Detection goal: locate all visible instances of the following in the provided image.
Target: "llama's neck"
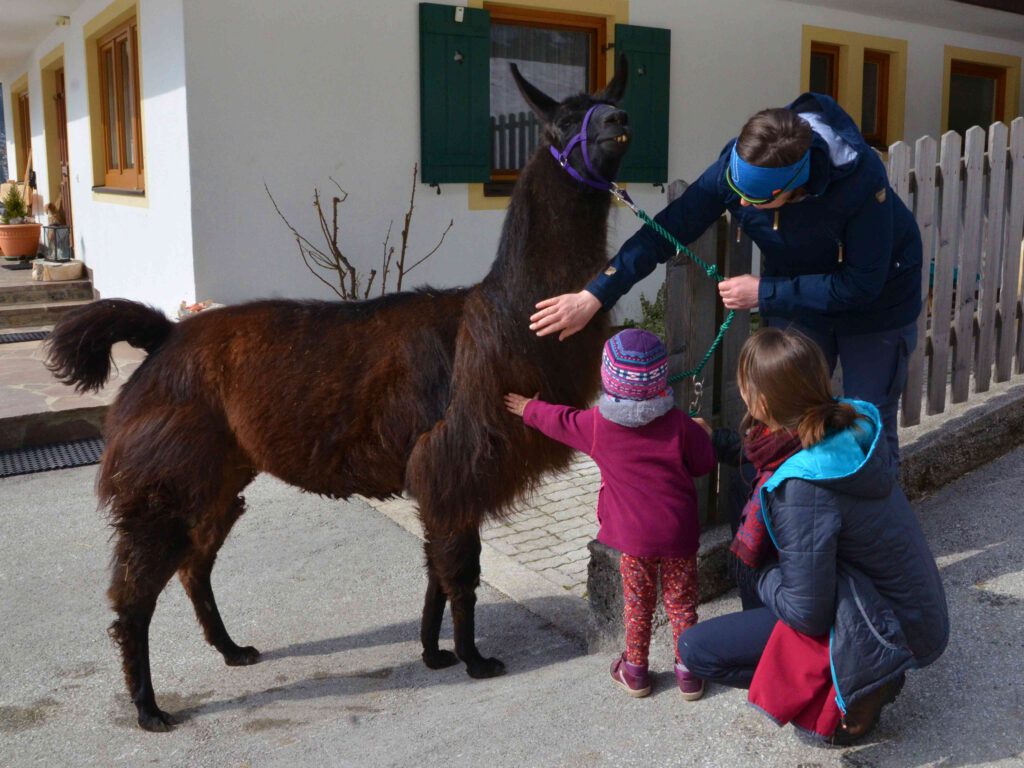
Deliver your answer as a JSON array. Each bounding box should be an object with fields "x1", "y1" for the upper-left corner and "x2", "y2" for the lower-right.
[{"x1": 483, "y1": 150, "x2": 614, "y2": 312}]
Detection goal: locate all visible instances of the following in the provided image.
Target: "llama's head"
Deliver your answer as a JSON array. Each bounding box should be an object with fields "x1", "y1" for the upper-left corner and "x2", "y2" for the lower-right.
[{"x1": 511, "y1": 54, "x2": 631, "y2": 187}]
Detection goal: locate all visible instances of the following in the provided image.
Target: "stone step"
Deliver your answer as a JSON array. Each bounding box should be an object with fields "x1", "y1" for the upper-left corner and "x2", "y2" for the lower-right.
[
  {"x1": 0, "y1": 279, "x2": 94, "y2": 305},
  {"x1": 0, "y1": 299, "x2": 92, "y2": 330}
]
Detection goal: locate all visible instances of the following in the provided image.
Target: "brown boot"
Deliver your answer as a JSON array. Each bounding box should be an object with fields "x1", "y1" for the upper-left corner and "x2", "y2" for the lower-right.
[{"x1": 829, "y1": 674, "x2": 905, "y2": 746}]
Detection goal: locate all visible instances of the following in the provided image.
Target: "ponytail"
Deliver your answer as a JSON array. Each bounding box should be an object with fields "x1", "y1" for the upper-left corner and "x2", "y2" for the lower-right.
[{"x1": 797, "y1": 399, "x2": 862, "y2": 448}]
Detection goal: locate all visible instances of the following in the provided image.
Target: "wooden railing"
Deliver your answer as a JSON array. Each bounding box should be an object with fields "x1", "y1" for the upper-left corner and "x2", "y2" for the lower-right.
[{"x1": 666, "y1": 117, "x2": 1024, "y2": 523}]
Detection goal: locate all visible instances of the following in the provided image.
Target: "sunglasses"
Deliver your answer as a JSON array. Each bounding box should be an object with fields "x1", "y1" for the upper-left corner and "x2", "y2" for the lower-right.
[{"x1": 725, "y1": 153, "x2": 809, "y2": 205}]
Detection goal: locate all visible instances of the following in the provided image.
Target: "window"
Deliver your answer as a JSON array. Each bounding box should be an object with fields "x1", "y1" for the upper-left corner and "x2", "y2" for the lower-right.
[
  {"x1": 942, "y1": 46, "x2": 1020, "y2": 136},
  {"x1": 861, "y1": 50, "x2": 890, "y2": 149},
  {"x1": 801, "y1": 27, "x2": 907, "y2": 150},
  {"x1": 418, "y1": 3, "x2": 668, "y2": 206},
  {"x1": 948, "y1": 60, "x2": 1006, "y2": 135},
  {"x1": 809, "y1": 43, "x2": 839, "y2": 99},
  {"x1": 97, "y1": 19, "x2": 143, "y2": 191},
  {"x1": 485, "y1": 5, "x2": 606, "y2": 195}
]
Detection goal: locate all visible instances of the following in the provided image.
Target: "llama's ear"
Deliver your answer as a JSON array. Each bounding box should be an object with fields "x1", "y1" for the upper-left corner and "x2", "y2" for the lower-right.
[
  {"x1": 510, "y1": 63, "x2": 559, "y2": 123},
  {"x1": 595, "y1": 53, "x2": 628, "y2": 105}
]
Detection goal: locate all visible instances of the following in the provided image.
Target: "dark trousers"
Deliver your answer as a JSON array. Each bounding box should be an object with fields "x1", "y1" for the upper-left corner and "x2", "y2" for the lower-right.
[
  {"x1": 677, "y1": 607, "x2": 777, "y2": 689},
  {"x1": 764, "y1": 317, "x2": 917, "y2": 472}
]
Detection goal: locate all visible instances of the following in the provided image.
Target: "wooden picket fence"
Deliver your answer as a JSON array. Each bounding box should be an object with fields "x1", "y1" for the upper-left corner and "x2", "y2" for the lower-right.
[
  {"x1": 491, "y1": 111, "x2": 541, "y2": 171},
  {"x1": 666, "y1": 117, "x2": 1024, "y2": 524}
]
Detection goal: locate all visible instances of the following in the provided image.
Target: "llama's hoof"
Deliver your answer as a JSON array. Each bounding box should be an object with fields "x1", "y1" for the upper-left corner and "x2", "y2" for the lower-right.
[
  {"x1": 466, "y1": 656, "x2": 507, "y2": 679},
  {"x1": 422, "y1": 649, "x2": 459, "y2": 669},
  {"x1": 137, "y1": 706, "x2": 178, "y2": 732},
  {"x1": 223, "y1": 645, "x2": 261, "y2": 666}
]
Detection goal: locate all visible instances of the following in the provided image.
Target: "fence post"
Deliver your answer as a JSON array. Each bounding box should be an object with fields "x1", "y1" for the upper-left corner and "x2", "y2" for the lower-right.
[
  {"x1": 887, "y1": 142, "x2": 921, "y2": 425},
  {"x1": 664, "y1": 179, "x2": 723, "y2": 525},
  {"x1": 951, "y1": 126, "x2": 985, "y2": 403},
  {"x1": 714, "y1": 217, "x2": 753, "y2": 524},
  {"x1": 1002, "y1": 118, "x2": 1024, "y2": 376},
  {"x1": 929, "y1": 132, "x2": 962, "y2": 415},
  {"x1": 904, "y1": 136, "x2": 937, "y2": 426},
  {"x1": 977, "y1": 122, "x2": 1007, "y2": 392}
]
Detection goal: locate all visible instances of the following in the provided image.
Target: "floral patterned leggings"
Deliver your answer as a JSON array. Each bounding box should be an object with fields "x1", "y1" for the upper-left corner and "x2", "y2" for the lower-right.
[{"x1": 620, "y1": 553, "x2": 699, "y2": 666}]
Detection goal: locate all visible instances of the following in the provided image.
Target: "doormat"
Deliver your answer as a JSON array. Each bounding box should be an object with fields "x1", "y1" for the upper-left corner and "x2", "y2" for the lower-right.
[
  {"x1": 0, "y1": 330, "x2": 50, "y2": 344},
  {"x1": 0, "y1": 436, "x2": 104, "y2": 478}
]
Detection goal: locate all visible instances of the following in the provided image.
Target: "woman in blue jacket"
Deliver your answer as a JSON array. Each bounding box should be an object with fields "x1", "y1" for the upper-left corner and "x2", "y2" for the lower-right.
[
  {"x1": 679, "y1": 328, "x2": 948, "y2": 744},
  {"x1": 530, "y1": 94, "x2": 922, "y2": 468}
]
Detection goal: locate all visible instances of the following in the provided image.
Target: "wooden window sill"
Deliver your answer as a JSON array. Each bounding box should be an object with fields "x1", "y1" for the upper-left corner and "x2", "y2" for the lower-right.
[{"x1": 91, "y1": 186, "x2": 145, "y2": 197}]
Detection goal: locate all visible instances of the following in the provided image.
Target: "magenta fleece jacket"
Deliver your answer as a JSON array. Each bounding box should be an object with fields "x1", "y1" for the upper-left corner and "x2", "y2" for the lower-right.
[{"x1": 523, "y1": 400, "x2": 716, "y2": 559}]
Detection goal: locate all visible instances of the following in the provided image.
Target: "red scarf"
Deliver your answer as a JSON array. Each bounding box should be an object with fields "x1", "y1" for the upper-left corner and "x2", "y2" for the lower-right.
[{"x1": 729, "y1": 426, "x2": 803, "y2": 569}]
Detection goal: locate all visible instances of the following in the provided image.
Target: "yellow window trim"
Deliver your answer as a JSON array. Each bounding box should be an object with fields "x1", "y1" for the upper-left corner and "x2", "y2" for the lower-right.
[
  {"x1": 41, "y1": 47, "x2": 66, "y2": 208},
  {"x1": 800, "y1": 25, "x2": 907, "y2": 150},
  {"x1": 465, "y1": 0, "x2": 630, "y2": 211},
  {"x1": 84, "y1": 0, "x2": 147, "y2": 195},
  {"x1": 9, "y1": 74, "x2": 30, "y2": 182},
  {"x1": 942, "y1": 46, "x2": 1021, "y2": 134},
  {"x1": 92, "y1": 189, "x2": 149, "y2": 208}
]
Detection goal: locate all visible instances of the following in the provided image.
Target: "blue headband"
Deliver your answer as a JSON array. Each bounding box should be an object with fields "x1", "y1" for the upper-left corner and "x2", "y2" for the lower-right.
[{"x1": 728, "y1": 145, "x2": 810, "y2": 202}]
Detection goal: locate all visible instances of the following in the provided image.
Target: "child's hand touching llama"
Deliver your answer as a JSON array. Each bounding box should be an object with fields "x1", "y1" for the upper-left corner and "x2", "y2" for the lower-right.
[{"x1": 504, "y1": 392, "x2": 537, "y2": 417}]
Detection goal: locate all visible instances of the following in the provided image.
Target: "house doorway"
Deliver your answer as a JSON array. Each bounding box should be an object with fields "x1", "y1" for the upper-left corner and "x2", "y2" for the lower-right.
[{"x1": 53, "y1": 67, "x2": 73, "y2": 238}]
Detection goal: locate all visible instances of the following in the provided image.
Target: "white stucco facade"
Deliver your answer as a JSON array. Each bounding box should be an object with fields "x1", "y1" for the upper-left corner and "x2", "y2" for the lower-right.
[{"x1": 3, "y1": 0, "x2": 1023, "y2": 321}]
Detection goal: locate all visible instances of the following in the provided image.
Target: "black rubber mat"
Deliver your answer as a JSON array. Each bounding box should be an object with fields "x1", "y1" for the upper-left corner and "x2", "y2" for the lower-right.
[
  {"x1": 0, "y1": 437, "x2": 104, "y2": 478},
  {"x1": 0, "y1": 330, "x2": 50, "y2": 344}
]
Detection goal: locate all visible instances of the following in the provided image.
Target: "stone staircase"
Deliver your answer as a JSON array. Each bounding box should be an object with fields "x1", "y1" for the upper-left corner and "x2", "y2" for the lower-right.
[{"x1": 0, "y1": 273, "x2": 94, "y2": 330}]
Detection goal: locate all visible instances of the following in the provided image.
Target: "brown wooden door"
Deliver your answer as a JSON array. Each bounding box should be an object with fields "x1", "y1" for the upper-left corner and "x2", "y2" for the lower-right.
[{"x1": 54, "y1": 68, "x2": 73, "y2": 236}]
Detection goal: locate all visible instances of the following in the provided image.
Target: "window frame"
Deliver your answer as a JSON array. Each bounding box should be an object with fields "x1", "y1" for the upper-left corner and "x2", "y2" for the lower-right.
[
  {"x1": 809, "y1": 42, "x2": 840, "y2": 100},
  {"x1": 861, "y1": 49, "x2": 890, "y2": 149},
  {"x1": 15, "y1": 90, "x2": 31, "y2": 179},
  {"x1": 483, "y1": 4, "x2": 608, "y2": 195},
  {"x1": 96, "y1": 19, "x2": 144, "y2": 191}
]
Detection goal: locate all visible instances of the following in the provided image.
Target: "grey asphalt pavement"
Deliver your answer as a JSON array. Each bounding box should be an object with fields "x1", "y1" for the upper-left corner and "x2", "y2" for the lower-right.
[{"x1": 1, "y1": 449, "x2": 1023, "y2": 767}]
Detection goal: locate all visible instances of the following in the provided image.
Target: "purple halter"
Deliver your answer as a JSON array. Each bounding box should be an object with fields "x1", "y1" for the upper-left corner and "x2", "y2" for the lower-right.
[{"x1": 549, "y1": 104, "x2": 618, "y2": 192}]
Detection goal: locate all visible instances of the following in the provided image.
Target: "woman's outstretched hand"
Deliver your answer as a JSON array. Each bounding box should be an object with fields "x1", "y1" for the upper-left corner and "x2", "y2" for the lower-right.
[
  {"x1": 529, "y1": 290, "x2": 602, "y2": 340},
  {"x1": 504, "y1": 392, "x2": 537, "y2": 417}
]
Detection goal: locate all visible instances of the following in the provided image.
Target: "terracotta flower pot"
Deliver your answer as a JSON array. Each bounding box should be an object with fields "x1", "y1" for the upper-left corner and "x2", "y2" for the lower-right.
[{"x1": 0, "y1": 222, "x2": 42, "y2": 259}]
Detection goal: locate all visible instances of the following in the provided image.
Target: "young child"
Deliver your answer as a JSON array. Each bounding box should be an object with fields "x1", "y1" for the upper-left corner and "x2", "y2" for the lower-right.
[{"x1": 505, "y1": 329, "x2": 715, "y2": 699}]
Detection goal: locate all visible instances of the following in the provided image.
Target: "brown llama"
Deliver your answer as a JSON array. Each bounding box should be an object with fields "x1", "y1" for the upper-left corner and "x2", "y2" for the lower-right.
[{"x1": 46, "y1": 59, "x2": 632, "y2": 731}]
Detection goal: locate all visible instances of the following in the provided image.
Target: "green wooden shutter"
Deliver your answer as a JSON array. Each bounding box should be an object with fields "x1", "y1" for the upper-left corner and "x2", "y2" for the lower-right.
[
  {"x1": 419, "y1": 3, "x2": 491, "y2": 184},
  {"x1": 614, "y1": 24, "x2": 670, "y2": 184}
]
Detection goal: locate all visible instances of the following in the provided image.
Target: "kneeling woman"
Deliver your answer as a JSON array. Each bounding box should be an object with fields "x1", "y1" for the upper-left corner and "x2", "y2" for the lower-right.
[{"x1": 680, "y1": 328, "x2": 948, "y2": 744}]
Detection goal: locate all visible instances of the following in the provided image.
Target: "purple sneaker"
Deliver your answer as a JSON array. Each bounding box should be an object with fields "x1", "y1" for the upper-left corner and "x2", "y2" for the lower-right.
[
  {"x1": 675, "y1": 662, "x2": 705, "y2": 701},
  {"x1": 610, "y1": 654, "x2": 651, "y2": 697}
]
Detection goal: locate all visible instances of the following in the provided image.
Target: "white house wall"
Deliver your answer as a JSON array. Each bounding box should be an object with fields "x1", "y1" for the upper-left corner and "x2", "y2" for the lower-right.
[
  {"x1": 181, "y1": 0, "x2": 1024, "y2": 324},
  {"x1": 1, "y1": 0, "x2": 195, "y2": 319}
]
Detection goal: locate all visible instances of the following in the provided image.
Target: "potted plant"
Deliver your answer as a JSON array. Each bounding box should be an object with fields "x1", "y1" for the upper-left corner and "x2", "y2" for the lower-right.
[{"x1": 0, "y1": 184, "x2": 42, "y2": 260}]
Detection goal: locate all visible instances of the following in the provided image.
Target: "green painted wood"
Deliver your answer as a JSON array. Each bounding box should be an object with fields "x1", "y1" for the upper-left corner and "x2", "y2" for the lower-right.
[
  {"x1": 614, "y1": 24, "x2": 670, "y2": 184},
  {"x1": 419, "y1": 3, "x2": 490, "y2": 184}
]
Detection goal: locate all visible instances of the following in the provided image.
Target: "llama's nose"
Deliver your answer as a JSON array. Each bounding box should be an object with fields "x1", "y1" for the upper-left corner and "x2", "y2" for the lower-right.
[{"x1": 602, "y1": 109, "x2": 629, "y2": 128}]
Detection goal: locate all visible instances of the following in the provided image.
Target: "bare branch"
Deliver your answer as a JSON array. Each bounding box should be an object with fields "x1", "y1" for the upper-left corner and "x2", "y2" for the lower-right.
[{"x1": 404, "y1": 218, "x2": 454, "y2": 275}]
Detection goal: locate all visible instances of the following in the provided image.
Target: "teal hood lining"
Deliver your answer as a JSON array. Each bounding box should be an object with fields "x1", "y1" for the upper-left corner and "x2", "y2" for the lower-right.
[{"x1": 758, "y1": 399, "x2": 881, "y2": 552}]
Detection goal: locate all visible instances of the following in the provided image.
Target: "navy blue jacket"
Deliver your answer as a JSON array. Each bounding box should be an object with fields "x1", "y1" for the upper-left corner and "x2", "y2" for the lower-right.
[
  {"x1": 758, "y1": 400, "x2": 948, "y2": 713},
  {"x1": 588, "y1": 94, "x2": 923, "y2": 334}
]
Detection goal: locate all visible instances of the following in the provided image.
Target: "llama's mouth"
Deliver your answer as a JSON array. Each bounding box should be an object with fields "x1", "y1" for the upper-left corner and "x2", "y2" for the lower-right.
[{"x1": 601, "y1": 133, "x2": 631, "y2": 149}]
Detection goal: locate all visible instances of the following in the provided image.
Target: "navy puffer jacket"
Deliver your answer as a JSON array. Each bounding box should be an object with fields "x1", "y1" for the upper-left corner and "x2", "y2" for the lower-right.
[{"x1": 757, "y1": 400, "x2": 948, "y2": 713}]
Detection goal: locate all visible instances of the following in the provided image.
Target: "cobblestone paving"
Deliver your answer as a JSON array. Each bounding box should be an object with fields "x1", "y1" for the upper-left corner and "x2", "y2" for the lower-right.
[
  {"x1": 480, "y1": 453, "x2": 598, "y2": 597},
  {"x1": 365, "y1": 454, "x2": 600, "y2": 598}
]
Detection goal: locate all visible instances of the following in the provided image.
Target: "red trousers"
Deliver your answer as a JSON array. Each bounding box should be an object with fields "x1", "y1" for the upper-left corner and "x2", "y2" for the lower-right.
[{"x1": 620, "y1": 553, "x2": 699, "y2": 666}]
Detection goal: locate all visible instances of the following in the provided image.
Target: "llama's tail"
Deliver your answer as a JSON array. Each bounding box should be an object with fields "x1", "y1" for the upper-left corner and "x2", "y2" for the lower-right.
[{"x1": 46, "y1": 299, "x2": 174, "y2": 393}]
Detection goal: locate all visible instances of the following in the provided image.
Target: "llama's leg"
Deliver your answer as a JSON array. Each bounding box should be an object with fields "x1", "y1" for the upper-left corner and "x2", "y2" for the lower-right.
[
  {"x1": 178, "y1": 494, "x2": 259, "y2": 666},
  {"x1": 420, "y1": 566, "x2": 458, "y2": 669},
  {"x1": 108, "y1": 512, "x2": 191, "y2": 732},
  {"x1": 425, "y1": 526, "x2": 506, "y2": 678}
]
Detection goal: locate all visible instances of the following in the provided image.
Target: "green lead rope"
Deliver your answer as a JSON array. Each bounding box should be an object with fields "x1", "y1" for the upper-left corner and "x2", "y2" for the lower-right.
[{"x1": 611, "y1": 186, "x2": 736, "y2": 416}]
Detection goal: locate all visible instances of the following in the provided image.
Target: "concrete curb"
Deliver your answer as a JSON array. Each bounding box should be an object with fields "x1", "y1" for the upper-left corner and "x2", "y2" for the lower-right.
[{"x1": 0, "y1": 405, "x2": 107, "y2": 451}]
